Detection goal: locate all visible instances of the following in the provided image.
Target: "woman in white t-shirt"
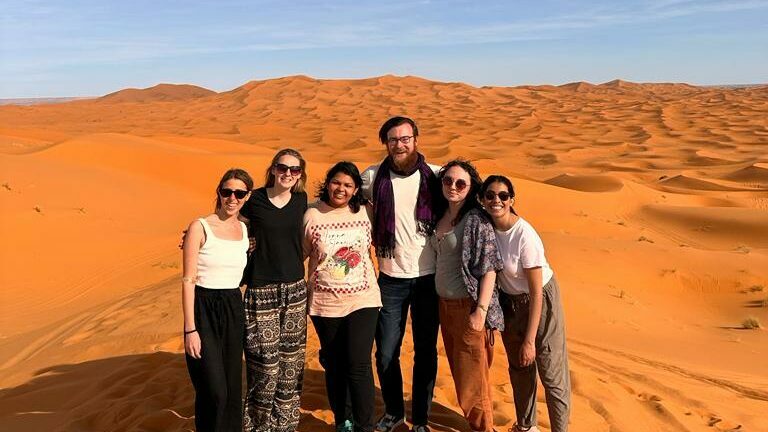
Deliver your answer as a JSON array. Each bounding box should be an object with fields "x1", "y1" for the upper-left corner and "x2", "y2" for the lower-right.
[
  {"x1": 181, "y1": 168, "x2": 253, "y2": 432},
  {"x1": 479, "y1": 175, "x2": 571, "y2": 432}
]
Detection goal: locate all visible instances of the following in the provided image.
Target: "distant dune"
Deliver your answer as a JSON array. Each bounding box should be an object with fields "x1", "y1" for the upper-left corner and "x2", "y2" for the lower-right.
[
  {"x1": 99, "y1": 83, "x2": 217, "y2": 103},
  {"x1": 1, "y1": 75, "x2": 767, "y2": 432}
]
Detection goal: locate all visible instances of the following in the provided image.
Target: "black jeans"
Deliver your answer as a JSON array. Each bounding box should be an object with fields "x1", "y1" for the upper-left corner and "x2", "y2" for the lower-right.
[
  {"x1": 186, "y1": 286, "x2": 245, "y2": 432},
  {"x1": 312, "y1": 307, "x2": 379, "y2": 432},
  {"x1": 374, "y1": 273, "x2": 439, "y2": 425}
]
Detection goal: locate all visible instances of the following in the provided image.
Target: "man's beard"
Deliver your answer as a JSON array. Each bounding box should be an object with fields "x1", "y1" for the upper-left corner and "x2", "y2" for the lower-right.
[{"x1": 391, "y1": 150, "x2": 418, "y2": 173}]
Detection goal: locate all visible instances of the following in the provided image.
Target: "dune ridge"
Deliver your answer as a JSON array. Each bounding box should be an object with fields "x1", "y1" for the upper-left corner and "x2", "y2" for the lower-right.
[{"x1": 1, "y1": 75, "x2": 766, "y2": 431}]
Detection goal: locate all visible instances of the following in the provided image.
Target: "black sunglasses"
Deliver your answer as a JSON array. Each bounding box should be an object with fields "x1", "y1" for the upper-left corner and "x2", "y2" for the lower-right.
[
  {"x1": 219, "y1": 188, "x2": 250, "y2": 199},
  {"x1": 274, "y1": 163, "x2": 302, "y2": 176},
  {"x1": 483, "y1": 190, "x2": 511, "y2": 202},
  {"x1": 441, "y1": 176, "x2": 468, "y2": 191}
]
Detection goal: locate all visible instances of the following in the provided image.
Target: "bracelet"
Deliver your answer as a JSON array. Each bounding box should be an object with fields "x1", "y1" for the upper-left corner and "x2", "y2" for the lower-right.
[
  {"x1": 184, "y1": 329, "x2": 197, "y2": 335},
  {"x1": 182, "y1": 276, "x2": 196, "y2": 283},
  {"x1": 476, "y1": 303, "x2": 488, "y2": 313}
]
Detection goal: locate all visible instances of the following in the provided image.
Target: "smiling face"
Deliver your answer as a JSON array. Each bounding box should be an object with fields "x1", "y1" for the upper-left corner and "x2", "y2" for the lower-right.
[
  {"x1": 217, "y1": 178, "x2": 250, "y2": 216},
  {"x1": 326, "y1": 172, "x2": 358, "y2": 208},
  {"x1": 385, "y1": 123, "x2": 418, "y2": 171},
  {"x1": 481, "y1": 181, "x2": 514, "y2": 221},
  {"x1": 441, "y1": 165, "x2": 471, "y2": 205},
  {"x1": 271, "y1": 154, "x2": 302, "y2": 190}
]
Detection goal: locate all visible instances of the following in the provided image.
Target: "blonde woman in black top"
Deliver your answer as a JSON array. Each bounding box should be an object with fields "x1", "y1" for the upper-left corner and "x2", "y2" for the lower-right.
[{"x1": 240, "y1": 148, "x2": 309, "y2": 432}]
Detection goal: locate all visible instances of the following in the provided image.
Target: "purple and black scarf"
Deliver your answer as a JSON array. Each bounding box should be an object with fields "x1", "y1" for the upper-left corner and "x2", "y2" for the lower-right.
[{"x1": 371, "y1": 153, "x2": 437, "y2": 258}]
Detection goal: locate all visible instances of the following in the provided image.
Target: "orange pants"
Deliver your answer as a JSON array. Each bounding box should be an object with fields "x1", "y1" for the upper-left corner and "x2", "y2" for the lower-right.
[{"x1": 439, "y1": 297, "x2": 494, "y2": 432}]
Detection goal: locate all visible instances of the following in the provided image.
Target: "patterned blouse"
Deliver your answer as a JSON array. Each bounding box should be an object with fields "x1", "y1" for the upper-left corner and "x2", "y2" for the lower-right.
[{"x1": 461, "y1": 208, "x2": 505, "y2": 330}]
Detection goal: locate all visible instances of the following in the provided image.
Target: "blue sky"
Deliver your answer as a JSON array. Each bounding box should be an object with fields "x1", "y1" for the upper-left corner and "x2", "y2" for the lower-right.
[{"x1": 1, "y1": 0, "x2": 766, "y2": 97}]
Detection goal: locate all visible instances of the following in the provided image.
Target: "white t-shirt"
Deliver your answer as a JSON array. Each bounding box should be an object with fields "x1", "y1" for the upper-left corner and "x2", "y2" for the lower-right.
[
  {"x1": 495, "y1": 217, "x2": 554, "y2": 295},
  {"x1": 361, "y1": 163, "x2": 440, "y2": 278}
]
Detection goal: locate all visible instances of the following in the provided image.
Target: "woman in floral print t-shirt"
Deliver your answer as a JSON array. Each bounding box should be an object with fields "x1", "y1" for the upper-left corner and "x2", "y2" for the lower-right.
[{"x1": 303, "y1": 162, "x2": 381, "y2": 432}]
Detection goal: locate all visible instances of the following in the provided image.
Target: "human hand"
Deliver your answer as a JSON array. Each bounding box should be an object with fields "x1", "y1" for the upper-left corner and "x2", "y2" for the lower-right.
[
  {"x1": 468, "y1": 309, "x2": 485, "y2": 332},
  {"x1": 519, "y1": 340, "x2": 535, "y2": 367},
  {"x1": 248, "y1": 236, "x2": 256, "y2": 254},
  {"x1": 310, "y1": 232, "x2": 327, "y2": 264},
  {"x1": 185, "y1": 331, "x2": 202, "y2": 359},
  {"x1": 178, "y1": 230, "x2": 187, "y2": 249}
]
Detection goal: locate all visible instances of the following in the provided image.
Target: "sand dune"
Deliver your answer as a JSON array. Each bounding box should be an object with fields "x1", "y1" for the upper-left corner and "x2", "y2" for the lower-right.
[
  {"x1": 100, "y1": 84, "x2": 216, "y2": 103},
  {"x1": 544, "y1": 174, "x2": 624, "y2": 192},
  {"x1": 1, "y1": 75, "x2": 767, "y2": 431}
]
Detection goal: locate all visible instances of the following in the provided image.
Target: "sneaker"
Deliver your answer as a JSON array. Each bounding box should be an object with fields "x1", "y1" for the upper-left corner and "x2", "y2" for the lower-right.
[
  {"x1": 375, "y1": 413, "x2": 405, "y2": 432},
  {"x1": 510, "y1": 424, "x2": 540, "y2": 432},
  {"x1": 411, "y1": 425, "x2": 431, "y2": 432},
  {"x1": 336, "y1": 419, "x2": 354, "y2": 432}
]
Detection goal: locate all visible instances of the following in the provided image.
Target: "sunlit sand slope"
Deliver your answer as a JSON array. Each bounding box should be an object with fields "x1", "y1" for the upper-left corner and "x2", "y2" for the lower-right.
[{"x1": 1, "y1": 76, "x2": 766, "y2": 431}]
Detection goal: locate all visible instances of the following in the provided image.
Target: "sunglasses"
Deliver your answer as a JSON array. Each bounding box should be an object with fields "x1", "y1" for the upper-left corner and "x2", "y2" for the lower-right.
[
  {"x1": 441, "y1": 176, "x2": 468, "y2": 191},
  {"x1": 274, "y1": 163, "x2": 302, "y2": 176},
  {"x1": 483, "y1": 190, "x2": 512, "y2": 202},
  {"x1": 219, "y1": 188, "x2": 250, "y2": 199}
]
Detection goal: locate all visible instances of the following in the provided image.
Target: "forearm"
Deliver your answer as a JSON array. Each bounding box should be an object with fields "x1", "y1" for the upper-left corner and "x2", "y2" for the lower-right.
[
  {"x1": 182, "y1": 282, "x2": 196, "y2": 331},
  {"x1": 524, "y1": 267, "x2": 543, "y2": 344},
  {"x1": 476, "y1": 271, "x2": 496, "y2": 310}
]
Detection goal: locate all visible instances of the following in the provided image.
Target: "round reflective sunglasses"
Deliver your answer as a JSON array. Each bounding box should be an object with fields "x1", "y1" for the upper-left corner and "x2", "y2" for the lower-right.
[{"x1": 441, "y1": 176, "x2": 468, "y2": 191}]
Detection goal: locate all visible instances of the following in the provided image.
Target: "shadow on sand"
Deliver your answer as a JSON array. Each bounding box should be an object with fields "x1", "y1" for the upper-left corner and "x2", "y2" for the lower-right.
[{"x1": 1, "y1": 352, "x2": 468, "y2": 432}]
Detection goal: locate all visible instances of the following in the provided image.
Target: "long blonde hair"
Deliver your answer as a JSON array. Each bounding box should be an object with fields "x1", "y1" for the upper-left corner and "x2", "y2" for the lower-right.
[{"x1": 264, "y1": 148, "x2": 307, "y2": 193}]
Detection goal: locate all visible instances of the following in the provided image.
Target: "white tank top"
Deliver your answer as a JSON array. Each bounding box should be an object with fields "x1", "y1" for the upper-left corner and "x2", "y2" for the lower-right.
[{"x1": 196, "y1": 218, "x2": 249, "y2": 289}]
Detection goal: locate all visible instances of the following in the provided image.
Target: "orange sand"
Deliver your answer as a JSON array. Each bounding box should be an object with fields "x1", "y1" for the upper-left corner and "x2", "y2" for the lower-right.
[{"x1": 1, "y1": 76, "x2": 766, "y2": 431}]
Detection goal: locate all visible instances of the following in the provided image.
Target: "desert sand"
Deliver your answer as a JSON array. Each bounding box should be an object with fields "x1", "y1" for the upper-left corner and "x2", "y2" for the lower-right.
[{"x1": 1, "y1": 75, "x2": 766, "y2": 431}]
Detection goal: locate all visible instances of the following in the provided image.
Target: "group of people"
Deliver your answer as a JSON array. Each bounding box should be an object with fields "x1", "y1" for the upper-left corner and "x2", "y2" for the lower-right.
[{"x1": 181, "y1": 116, "x2": 571, "y2": 432}]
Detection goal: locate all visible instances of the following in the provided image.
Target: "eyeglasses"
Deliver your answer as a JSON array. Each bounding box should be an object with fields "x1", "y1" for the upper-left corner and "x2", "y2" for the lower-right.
[
  {"x1": 483, "y1": 190, "x2": 512, "y2": 202},
  {"x1": 441, "y1": 176, "x2": 468, "y2": 191},
  {"x1": 387, "y1": 136, "x2": 414, "y2": 145},
  {"x1": 274, "y1": 163, "x2": 302, "y2": 176},
  {"x1": 219, "y1": 188, "x2": 250, "y2": 199}
]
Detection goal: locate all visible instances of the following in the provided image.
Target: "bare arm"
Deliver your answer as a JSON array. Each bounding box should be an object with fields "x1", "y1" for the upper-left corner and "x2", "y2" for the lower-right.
[
  {"x1": 520, "y1": 266, "x2": 543, "y2": 366},
  {"x1": 469, "y1": 270, "x2": 496, "y2": 331},
  {"x1": 182, "y1": 220, "x2": 205, "y2": 359}
]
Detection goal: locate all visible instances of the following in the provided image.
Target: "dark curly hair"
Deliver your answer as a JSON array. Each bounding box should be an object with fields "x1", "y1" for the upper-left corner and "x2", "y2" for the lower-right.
[
  {"x1": 317, "y1": 161, "x2": 367, "y2": 213},
  {"x1": 435, "y1": 159, "x2": 483, "y2": 226}
]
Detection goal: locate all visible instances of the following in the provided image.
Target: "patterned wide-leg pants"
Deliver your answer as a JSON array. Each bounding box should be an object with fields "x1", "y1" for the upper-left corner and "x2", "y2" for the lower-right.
[{"x1": 243, "y1": 279, "x2": 308, "y2": 432}]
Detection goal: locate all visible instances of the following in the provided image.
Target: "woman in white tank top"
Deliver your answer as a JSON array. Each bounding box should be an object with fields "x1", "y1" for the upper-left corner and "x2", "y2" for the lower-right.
[{"x1": 181, "y1": 168, "x2": 253, "y2": 432}]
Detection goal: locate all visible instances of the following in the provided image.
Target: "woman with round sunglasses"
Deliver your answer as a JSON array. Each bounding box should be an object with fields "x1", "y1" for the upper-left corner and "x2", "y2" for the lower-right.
[
  {"x1": 239, "y1": 149, "x2": 309, "y2": 432},
  {"x1": 182, "y1": 168, "x2": 253, "y2": 432},
  {"x1": 479, "y1": 175, "x2": 570, "y2": 432},
  {"x1": 430, "y1": 159, "x2": 503, "y2": 432},
  {"x1": 303, "y1": 162, "x2": 382, "y2": 432}
]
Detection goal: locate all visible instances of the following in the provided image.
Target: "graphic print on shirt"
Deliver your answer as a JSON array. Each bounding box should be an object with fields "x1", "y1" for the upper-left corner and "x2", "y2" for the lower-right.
[{"x1": 310, "y1": 220, "x2": 371, "y2": 294}]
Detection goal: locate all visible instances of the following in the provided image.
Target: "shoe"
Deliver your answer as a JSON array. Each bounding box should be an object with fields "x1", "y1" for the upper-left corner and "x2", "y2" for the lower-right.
[
  {"x1": 375, "y1": 413, "x2": 405, "y2": 432},
  {"x1": 510, "y1": 424, "x2": 540, "y2": 432},
  {"x1": 336, "y1": 419, "x2": 354, "y2": 432},
  {"x1": 411, "y1": 425, "x2": 431, "y2": 432}
]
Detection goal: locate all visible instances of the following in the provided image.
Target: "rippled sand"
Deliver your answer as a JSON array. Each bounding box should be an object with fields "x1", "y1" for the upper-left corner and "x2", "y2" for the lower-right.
[{"x1": 1, "y1": 76, "x2": 766, "y2": 431}]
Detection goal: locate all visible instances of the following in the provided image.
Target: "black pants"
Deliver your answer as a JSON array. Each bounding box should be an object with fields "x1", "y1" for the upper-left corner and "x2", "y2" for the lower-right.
[
  {"x1": 375, "y1": 273, "x2": 439, "y2": 426},
  {"x1": 186, "y1": 286, "x2": 245, "y2": 432},
  {"x1": 312, "y1": 307, "x2": 379, "y2": 432}
]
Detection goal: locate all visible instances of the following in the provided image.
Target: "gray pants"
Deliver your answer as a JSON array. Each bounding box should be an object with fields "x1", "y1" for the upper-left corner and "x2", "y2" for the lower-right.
[{"x1": 500, "y1": 277, "x2": 570, "y2": 432}]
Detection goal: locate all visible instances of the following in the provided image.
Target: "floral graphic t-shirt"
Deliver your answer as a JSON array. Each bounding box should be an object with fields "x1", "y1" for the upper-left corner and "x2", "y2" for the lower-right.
[{"x1": 303, "y1": 201, "x2": 382, "y2": 317}]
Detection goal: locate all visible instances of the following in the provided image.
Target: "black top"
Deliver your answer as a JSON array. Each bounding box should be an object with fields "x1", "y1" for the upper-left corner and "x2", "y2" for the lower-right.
[{"x1": 240, "y1": 187, "x2": 307, "y2": 286}]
